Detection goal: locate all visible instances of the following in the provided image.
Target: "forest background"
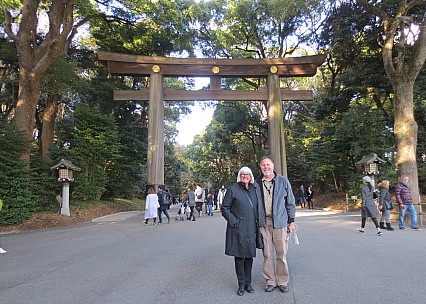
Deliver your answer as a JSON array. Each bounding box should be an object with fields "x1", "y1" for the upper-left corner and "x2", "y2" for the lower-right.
[{"x1": 0, "y1": 0, "x2": 425, "y2": 226}]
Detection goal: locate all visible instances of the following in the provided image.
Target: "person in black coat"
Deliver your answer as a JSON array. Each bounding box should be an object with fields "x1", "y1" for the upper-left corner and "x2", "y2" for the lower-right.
[{"x1": 221, "y1": 166, "x2": 262, "y2": 296}]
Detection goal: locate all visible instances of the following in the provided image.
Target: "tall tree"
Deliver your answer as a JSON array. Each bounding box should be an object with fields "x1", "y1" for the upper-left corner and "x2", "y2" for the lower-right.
[
  {"x1": 355, "y1": 0, "x2": 426, "y2": 203},
  {"x1": 0, "y1": 0, "x2": 100, "y2": 161}
]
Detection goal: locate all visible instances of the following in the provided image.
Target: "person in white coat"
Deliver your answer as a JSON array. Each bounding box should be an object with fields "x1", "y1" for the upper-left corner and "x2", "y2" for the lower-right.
[
  {"x1": 217, "y1": 185, "x2": 227, "y2": 210},
  {"x1": 194, "y1": 184, "x2": 205, "y2": 217},
  {"x1": 145, "y1": 187, "x2": 160, "y2": 225}
]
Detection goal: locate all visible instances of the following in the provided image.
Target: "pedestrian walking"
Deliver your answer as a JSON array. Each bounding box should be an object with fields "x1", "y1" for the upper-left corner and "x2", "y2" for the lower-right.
[
  {"x1": 307, "y1": 185, "x2": 314, "y2": 210},
  {"x1": 144, "y1": 187, "x2": 160, "y2": 225},
  {"x1": 184, "y1": 185, "x2": 196, "y2": 221},
  {"x1": 157, "y1": 185, "x2": 171, "y2": 224},
  {"x1": 297, "y1": 185, "x2": 306, "y2": 208},
  {"x1": 395, "y1": 176, "x2": 422, "y2": 230},
  {"x1": 357, "y1": 176, "x2": 382, "y2": 236},
  {"x1": 377, "y1": 180, "x2": 394, "y2": 231},
  {"x1": 194, "y1": 184, "x2": 205, "y2": 217},
  {"x1": 217, "y1": 185, "x2": 227, "y2": 210}
]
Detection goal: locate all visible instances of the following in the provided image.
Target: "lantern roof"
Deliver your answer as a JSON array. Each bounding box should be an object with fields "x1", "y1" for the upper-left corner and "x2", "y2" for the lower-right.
[
  {"x1": 50, "y1": 159, "x2": 81, "y2": 171},
  {"x1": 355, "y1": 153, "x2": 386, "y2": 166}
]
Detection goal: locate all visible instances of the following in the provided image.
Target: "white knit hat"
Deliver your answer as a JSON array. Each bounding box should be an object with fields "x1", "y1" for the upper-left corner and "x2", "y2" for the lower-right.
[{"x1": 362, "y1": 176, "x2": 372, "y2": 183}]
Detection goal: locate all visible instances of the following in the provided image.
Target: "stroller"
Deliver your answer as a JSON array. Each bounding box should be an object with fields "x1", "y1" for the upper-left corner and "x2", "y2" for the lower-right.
[{"x1": 175, "y1": 202, "x2": 185, "y2": 221}]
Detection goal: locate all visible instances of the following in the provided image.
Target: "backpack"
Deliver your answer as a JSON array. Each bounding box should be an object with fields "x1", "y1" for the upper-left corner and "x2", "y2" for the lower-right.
[{"x1": 162, "y1": 191, "x2": 170, "y2": 205}]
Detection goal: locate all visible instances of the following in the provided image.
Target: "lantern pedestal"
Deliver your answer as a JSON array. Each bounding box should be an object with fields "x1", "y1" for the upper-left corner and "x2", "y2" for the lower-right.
[{"x1": 61, "y1": 182, "x2": 70, "y2": 216}]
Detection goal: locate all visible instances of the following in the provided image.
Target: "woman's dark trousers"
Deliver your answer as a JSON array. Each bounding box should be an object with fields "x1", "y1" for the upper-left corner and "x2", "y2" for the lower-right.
[{"x1": 234, "y1": 257, "x2": 253, "y2": 287}]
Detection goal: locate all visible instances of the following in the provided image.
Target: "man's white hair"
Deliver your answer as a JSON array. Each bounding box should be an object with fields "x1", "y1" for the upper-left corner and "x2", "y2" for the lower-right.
[{"x1": 236, "y1": 166, "x2": 254, "y2": 183}]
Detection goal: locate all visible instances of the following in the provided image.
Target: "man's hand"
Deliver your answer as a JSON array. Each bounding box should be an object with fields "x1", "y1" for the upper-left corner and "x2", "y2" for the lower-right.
[
  {"x1": 399, "y1": 204, "x2": 405, "y2": 210},
  {"x1": 287, "y1": 222, "x2": 296, "y2": 233}
]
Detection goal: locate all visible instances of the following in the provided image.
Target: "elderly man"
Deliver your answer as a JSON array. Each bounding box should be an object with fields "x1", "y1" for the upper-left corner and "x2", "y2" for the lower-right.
[{"x1": 256, "y1": 156, "x2": 296, "y2": 293}]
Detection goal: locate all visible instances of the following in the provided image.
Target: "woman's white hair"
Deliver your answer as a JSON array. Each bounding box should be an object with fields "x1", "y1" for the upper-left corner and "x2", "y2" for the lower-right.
[{"x1": 236, "y1": 166, "x2": 254, "y2": 183}]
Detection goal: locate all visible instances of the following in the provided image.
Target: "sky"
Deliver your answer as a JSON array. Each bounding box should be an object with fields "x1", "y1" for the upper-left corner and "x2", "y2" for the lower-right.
[
  {"x1": 176, "y1": 77, "x2": 215, "y2": 146},
  {"x1": 176, "y1": 102, "x2": 215, "y2": 146}
]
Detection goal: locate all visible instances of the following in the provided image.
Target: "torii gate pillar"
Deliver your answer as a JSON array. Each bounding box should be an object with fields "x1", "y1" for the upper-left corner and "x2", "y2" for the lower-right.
[
  {"x1": 267, "y1": 74, "x2": 287, "y2": 176},
  {"x1": 147, "y1": 73, "x2": 164, "y2": 191}
]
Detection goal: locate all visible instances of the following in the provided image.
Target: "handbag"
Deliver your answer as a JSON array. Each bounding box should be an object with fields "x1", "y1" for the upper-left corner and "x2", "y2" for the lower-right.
[{"x1": 384, "y1": 200, "x2": 394, "y2": 210}]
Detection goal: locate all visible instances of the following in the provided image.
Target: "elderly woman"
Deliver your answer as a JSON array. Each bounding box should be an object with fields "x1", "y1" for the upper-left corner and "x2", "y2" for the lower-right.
[
  {"x1": 357, "y1": 176, "x2": 382, "y2": 236},
  {"x1": 221, "y1": 166, "x2": 262, "y2": 296}
]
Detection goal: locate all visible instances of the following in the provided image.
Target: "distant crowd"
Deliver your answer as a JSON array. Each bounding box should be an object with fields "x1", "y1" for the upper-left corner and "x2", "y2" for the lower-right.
[{"x1": 144, "y1": 184, "x2": 227, "y2": 225}]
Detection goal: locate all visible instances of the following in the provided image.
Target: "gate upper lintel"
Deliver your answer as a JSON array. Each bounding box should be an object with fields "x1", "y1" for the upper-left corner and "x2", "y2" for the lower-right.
[{"x1": 98, "y1": 51, "x2": 326, "y2": 78}]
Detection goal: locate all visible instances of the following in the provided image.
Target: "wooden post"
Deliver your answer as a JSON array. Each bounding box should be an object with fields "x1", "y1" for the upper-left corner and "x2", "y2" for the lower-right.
[
  {"x1": 147, "y1": 73, "x2": 164, "y2": 191},
  {"x1": 267, "y1": 74, "x2": 287, "y2": 177},
  {"x1": 210, "y1": 76, "x2": 221, "y2": 90}
]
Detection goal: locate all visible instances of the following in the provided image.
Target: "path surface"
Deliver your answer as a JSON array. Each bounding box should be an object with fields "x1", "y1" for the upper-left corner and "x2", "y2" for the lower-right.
[{"x1": 1, "y1": 207, "x2": 425, "y2": 304}]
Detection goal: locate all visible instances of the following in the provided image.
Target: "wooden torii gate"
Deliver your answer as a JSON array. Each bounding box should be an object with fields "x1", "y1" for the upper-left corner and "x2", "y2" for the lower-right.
[{"x1": 98, "y1": 51, "x2": 325, "y2": 189}]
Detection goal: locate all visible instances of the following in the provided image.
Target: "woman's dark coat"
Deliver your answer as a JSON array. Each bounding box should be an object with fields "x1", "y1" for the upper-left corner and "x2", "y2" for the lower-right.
[{"x1": 221, "y1": 181, "x2": 262, "y2": 258}]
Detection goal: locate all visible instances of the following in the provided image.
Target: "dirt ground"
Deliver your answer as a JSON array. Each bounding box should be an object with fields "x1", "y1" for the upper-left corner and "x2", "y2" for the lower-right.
[{"x1": 0, "y1": 203, "x2": 141, "y2": 234}]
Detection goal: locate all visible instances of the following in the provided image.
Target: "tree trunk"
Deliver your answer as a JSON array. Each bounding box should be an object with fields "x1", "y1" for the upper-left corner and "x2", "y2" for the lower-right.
[
  {"x1": 40, "y1": 94, "x2": 59, "y2": 164},
  {"x1": 14, "y1": 68, "x2": 43, "y2": 161},
  {"x1": 393, "y1": 81, "x2": 420, "y2": 203}
]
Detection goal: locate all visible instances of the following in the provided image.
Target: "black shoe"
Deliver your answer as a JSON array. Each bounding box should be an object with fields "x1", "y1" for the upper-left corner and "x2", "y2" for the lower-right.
[
  {"x1": 245, "y1": 284, "x2": 254, "y2": 293},
  {"x1": 278, "y1": 285, "x2": 289, "y2": 293},
  {"x1": 265, "y1": 285, "x2": 275, "y2": 292},
  {"x1": 237, "y1": 286, "x2": 245, "y2": 296}
]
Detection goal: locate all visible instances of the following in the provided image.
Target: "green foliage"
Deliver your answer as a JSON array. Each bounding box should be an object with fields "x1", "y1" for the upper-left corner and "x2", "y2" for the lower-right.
[
  {"x1": 186, "y1": 101, "x2": 267, "y2": 188},
  {"x1": 52, "y1": 104, "x2": 121, "y2": 201},
  {"x1": 197, "y1": 0, "x2": 325, "y2": 58},
  {"x1": 90, "y1": 0, "x2": 197, "y2": 56},
  {"x1": 104, "y1": 123, "x2": 148, "y2": 198},
  {"x1": 0, "y1": 124, "x2": 38, "y2": 224}
]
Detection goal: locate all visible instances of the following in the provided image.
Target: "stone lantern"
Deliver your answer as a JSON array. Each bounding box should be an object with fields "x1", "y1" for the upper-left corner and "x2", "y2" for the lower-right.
[
  {"x1": 355, "y1": 153, "x2": 386, "y2": 187},
  {"x1": 51, "y1": 159, "x2": 81, "y2": 216}
]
